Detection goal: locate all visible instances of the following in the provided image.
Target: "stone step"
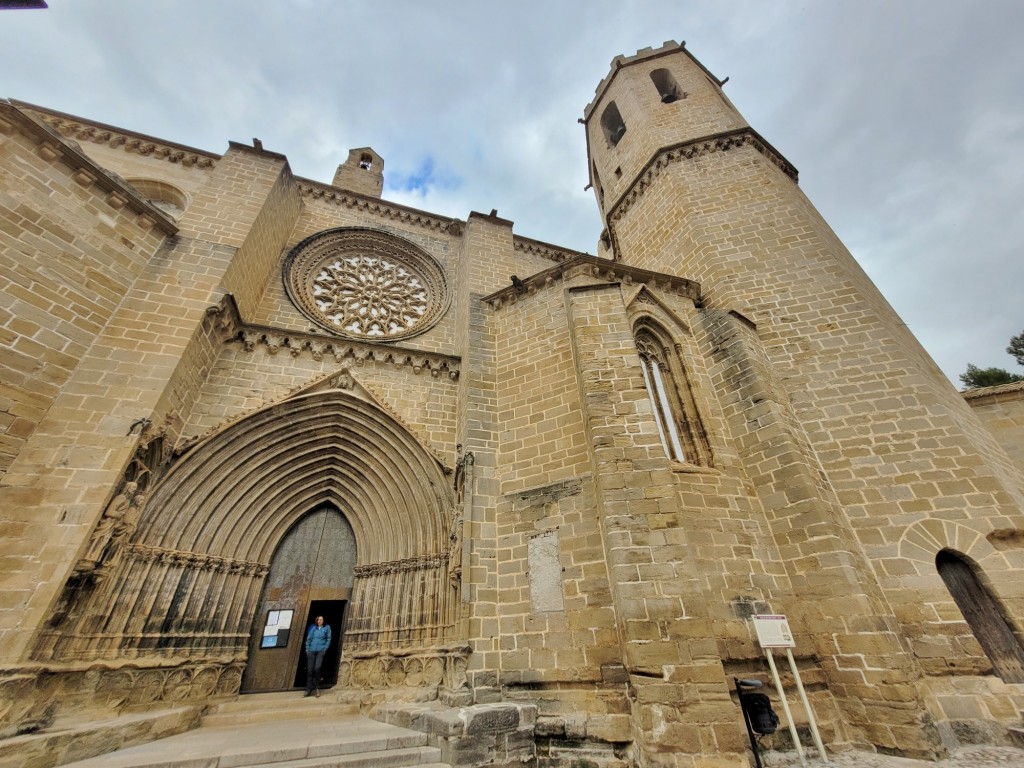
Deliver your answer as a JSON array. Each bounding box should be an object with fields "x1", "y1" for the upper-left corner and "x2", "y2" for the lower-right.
[
  {"x1": 60, "y1": 715, "x2": 440, "y2": 768},
  {"x1": 202, "y1": 692, "x2": 358, "y2": 727},
  {"x1": 0, "y1": 706, "x2": 201, "y2": 768},
  {"x1": 247, "y1": 746, "x2": 443, "y2": 768}
]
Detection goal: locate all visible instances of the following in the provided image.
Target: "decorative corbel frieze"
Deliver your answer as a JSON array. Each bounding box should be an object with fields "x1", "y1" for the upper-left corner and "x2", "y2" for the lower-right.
[
  {"x1": 295, "y1": 180, "x2": 462, "y2": 236},
  {"x1": 230, "y1": 323, "x2": 461, "y2": 380}
]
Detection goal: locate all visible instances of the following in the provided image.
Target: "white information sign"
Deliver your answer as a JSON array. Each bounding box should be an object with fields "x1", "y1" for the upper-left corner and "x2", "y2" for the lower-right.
[{"x1": 752, "y1": 614, "x2": 795, "y2": 648}]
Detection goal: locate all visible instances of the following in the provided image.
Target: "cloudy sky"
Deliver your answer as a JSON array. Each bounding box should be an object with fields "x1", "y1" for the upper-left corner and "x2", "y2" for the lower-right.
[{"x1": 2, "y1": 1, "x2": 1022, "y2": 385}]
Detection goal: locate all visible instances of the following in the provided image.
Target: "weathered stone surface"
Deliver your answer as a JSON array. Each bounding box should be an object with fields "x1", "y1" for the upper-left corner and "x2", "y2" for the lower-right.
[{"x1": 1, "y1": 38, "x2": 1023, "y2": 768}]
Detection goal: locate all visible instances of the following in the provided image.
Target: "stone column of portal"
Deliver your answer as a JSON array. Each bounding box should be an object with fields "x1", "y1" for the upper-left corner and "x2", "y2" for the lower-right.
[
  {"x1": 702, "y1": 309, "x2": 944, "y2": 759},
  {"x1": 566, "y1": 283, "x2": 746, "y2": 768}
]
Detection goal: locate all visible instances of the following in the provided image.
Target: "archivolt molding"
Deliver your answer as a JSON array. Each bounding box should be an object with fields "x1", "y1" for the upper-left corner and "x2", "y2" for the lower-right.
[
  {"x1": 607, "y1": 128, "x2": 799, "y2": 225},
  {"x1": 281, "y1": 367, "x2": 449, "y2": 473},
  {"x1": 18, "y1": 104, "x2": 218, "y2": 169},
  {"x1": 898, "y1": 519, "x2": 1003, "y2": 570},
  {"x1": 177, "y1": 367, "x2": 450, "y2": 473},
  {"x1": 296, "y1": 181, "x2": 463, "y2": 236},
  {"x1": 351, "y1": 379, "x2": 451, "y2": 473},
  {"x1": 145, "y1": 389, "x2": 452, "y2": 564},
  {"x1": 483, "y1": 254, "x2": 700, "y2": 311},
  {"x1": 625, "y1": 284, "x2": 693, "y2": 336},
  {"x1": 34, "y1": 388, "x2": 457, "y2": 664}
]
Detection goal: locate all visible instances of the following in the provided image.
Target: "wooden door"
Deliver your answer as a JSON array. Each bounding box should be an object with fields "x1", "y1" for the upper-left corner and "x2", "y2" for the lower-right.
[
  {"x1": 242, "y1": 507, "x2": 356, "y2": 692},
  {"x1": 937, "y1": 549, "x2": 1024, "y2": 683}
]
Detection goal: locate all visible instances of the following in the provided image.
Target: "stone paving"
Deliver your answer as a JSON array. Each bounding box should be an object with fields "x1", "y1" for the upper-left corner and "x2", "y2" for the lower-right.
[{"x1": 765, "y1": 746, "x2": 1024, "y2": 768}]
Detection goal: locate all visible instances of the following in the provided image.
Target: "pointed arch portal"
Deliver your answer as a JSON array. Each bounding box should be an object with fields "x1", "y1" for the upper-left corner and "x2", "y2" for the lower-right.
[
  {"x1": 242, "y1": 506, "x2": 356, "y2": 692},
  {"x1": 37, "y1": 389, "x2": 459, "y2": 690}
]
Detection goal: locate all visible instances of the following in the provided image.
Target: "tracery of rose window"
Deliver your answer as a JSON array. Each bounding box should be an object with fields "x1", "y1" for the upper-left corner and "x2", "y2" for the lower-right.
[
  {"x1": 283, "y1": 228, "x2": 450, "y2": 342},
  {"x1": 313, "y1": 256, "x2": 428, "y2": 337}
]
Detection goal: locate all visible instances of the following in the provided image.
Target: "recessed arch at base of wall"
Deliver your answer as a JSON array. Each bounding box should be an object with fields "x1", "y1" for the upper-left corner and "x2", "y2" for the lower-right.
[
  {"x1": 936, "y1": 548, "x2": 1024, "y2": 683},
  {"x1": 897, "y1": 519, "x2": 1004, "y2": 574},
  {"x1": 890, "y1": 519, "x2": 1024, "y2": 682}
]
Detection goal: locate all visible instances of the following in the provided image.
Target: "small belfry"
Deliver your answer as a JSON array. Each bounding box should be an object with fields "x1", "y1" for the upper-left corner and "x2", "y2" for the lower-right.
[{"x1": 0, "y1": 41, "x2": 1023, "y2": 768}]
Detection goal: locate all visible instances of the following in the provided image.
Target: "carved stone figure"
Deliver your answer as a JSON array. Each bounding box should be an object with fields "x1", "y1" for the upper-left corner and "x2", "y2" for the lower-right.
[{"x1": 74, "y1": 481, "x2": 138, "y2": 574}]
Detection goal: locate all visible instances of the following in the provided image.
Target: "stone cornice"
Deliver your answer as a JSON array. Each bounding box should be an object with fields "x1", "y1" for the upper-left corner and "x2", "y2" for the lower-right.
[
  {"x1": 513, "y1": 235, "x2": 589, "y2": 264},
  {"x1": 607, "y1": 128, "x2": 798, "y2": 226},
  {"x1": 207, "y1": 295, "x2": 460, "y2": 380},
  {"x1": 295, "y1": 179, "x2": 464, "y2": 236},
  {"x1": 0, "y1": 101, "x2": 179, "y2": 236},
  {"x1": 482, "y1": 254, "x2": 699, "y2": 311},
  {"x1": 13, "y1": 101, "x2": 218, "y2": 169},
  {"x1": 236, "y1": 325, "x2": 461, "y2": 379},
  {"x1": 962, "y1": 380, "x2": 1024, "y2": 401}
]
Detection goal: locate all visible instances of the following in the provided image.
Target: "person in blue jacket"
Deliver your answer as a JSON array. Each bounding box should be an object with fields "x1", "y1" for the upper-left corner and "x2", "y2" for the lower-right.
[{"x1": 304, "y1": 615, "x2": 331, "y2": 696}]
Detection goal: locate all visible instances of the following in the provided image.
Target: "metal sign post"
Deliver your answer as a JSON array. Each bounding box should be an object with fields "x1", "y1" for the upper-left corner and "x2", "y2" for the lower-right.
[{"x1": 752, "y1": 614, "x2": 828, "y2": 764}]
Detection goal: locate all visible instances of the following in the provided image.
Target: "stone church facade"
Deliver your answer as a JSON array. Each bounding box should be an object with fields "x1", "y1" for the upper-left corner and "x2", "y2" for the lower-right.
[{"x1": 1, "y1": 41, "x2": 1023, "y2": 767}]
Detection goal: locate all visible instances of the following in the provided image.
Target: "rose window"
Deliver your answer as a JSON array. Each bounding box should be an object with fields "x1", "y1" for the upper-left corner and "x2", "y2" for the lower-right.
[{"x1": 283, "y1": 228, "x2": 449, "y2": 341}]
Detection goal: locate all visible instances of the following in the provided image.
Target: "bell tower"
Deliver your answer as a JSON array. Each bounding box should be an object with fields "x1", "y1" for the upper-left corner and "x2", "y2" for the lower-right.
[
  {"x1": 580, "y1": 41, "x2": 1024, "y2": 759},
  {"x1": 584, "y1": 40, "x2": 748, "y2": 230}
]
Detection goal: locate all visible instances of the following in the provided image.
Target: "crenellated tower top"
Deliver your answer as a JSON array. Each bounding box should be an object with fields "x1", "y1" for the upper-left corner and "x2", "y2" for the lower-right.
[{"x1": 581, "y1": 41, "x2": 795, "y2": 233}]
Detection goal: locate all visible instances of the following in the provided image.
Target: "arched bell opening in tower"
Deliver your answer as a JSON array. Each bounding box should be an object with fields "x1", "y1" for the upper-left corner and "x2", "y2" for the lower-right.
[
  {"x1": 600, "y1": 101, "x2": 627, "y2": 146},
  {"x1": 650, "y1": 67, "x2": 685, "y2": 104}
]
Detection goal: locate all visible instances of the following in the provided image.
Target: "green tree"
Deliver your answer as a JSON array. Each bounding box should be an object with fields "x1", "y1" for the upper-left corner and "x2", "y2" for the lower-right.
[
  {"x1": 1008, "y1": 329, "x2": 1024, "y2": 367},
  {"x1": 959, "y1": 363, "x2": 1024, "y2": 389}
]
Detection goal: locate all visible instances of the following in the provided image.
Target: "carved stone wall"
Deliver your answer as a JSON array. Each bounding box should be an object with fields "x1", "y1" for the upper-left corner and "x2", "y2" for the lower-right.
[
  {"x1": 0, "y1": 661, "x2": 243, "y2": 738},
  {"x1": 338, "y1": 647, "x2": 469, "y2": 691},
  {"x1": 346, "y1": 555, "x2": 459, "y2": 651}
]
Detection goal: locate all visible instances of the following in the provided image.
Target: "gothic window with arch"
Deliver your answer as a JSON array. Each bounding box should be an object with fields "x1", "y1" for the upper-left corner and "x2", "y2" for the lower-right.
[{"x1": 635, "y1": 324, "x2": 711, "y2": 466}]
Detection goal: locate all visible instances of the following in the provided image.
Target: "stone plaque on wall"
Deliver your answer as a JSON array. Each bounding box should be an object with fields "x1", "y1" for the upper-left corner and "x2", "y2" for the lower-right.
[{"x1": 528, "y1": 531, "x2": 564, "y2": 613}]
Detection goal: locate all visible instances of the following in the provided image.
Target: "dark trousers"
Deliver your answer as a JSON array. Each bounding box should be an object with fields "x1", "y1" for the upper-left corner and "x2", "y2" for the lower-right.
[{"x1": 306, "y1": 649, "x2": 326, "y2": 691}]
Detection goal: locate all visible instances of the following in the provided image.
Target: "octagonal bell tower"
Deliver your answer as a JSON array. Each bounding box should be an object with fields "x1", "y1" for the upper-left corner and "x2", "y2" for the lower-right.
[
  {"x1": 582, "y1": 41, "x2": 1024, "y2": 759},
  {"x1": 584, "y1": 40, "x2": 747, "y2": 229}
]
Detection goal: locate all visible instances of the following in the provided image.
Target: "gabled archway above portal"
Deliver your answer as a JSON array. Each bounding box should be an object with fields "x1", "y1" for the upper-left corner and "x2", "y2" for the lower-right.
[{"x1": 35, "y1": 388, "x2": 458, "y2": 668}]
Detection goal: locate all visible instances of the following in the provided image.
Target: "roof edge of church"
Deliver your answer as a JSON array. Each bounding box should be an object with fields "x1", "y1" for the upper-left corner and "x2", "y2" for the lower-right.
[{"x1": 0, "y1": 100, "x2": 179, "y2": 235}]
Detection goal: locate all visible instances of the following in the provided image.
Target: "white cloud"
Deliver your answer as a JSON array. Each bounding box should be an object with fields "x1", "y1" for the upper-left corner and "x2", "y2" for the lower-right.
[{"x1": 2, "y1": 0, "x2": 1022, "y2": 383}]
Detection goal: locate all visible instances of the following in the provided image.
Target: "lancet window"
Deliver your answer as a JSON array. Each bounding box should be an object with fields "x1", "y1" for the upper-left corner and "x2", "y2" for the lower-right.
[{"x1": 634, "y1": 323, "x2": 711, "y2": 466}]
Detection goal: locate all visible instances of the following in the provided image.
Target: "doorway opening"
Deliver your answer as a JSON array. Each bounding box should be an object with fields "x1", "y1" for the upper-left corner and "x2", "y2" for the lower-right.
[
  {"x1": 936, "y1": 548, "x2": 1024, "y2": 683},
  {"x1": 242, "y1": 506, "x2": 356, "y2": 693},
  {"x1": 294, "y1": 600, "x2": 347, "y2": 689}
]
